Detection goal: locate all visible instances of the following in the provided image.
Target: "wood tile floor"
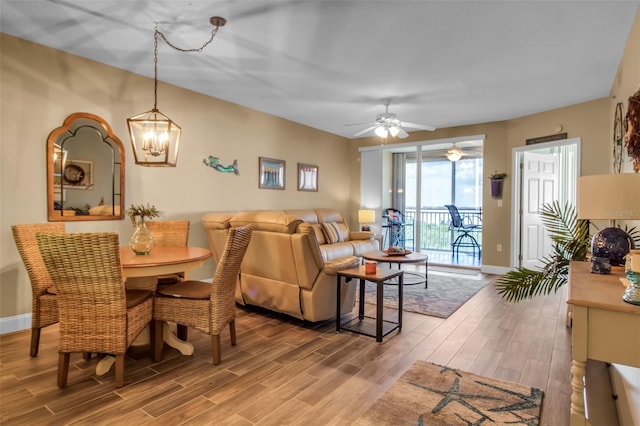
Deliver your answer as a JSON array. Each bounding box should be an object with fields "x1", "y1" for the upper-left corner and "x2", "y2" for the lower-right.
[{"x1": 0, "y1": 276, "x2": 571, "y2": 425}]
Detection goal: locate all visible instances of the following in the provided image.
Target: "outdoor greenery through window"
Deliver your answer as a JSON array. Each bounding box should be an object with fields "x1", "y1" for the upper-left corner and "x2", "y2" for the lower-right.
[{"x1": 404, "y1": 157, "x2": 483, "y2": 252}]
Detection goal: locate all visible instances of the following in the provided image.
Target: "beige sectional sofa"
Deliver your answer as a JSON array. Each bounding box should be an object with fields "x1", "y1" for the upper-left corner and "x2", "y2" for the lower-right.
[{"x1": 202, "y1": 208, "x2": 379, "y2": 322}]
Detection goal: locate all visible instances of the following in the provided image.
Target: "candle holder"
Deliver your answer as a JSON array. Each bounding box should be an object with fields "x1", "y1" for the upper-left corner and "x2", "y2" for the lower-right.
[{"x1": 623, "y1": 271, "x2": 640, "y2": 305}]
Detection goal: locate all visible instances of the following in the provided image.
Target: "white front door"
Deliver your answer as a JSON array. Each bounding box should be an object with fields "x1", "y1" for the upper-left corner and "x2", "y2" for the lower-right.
[{"x1": 520, "y1": 151, "x2": 559, "y2": 270}]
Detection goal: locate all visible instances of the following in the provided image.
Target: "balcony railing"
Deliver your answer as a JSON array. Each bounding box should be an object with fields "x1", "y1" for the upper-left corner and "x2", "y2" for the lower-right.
[{"x1": 399, "y1": 207, "x2": 482, "y2": 254}]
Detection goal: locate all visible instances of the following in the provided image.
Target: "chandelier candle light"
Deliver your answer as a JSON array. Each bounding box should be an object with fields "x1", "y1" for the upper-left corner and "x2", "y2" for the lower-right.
[{"x1": 127, "y1": 16, "x2": 226, "y2": 166}]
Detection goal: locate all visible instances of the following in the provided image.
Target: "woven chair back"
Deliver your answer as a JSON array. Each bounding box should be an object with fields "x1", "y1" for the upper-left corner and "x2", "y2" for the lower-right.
[
  {"x1": 36, "y1": 232, "x2": 129, "y2": 354},
  {"x1": 146, "y1": 220, "x2": 190, "y2": 246},
  {"x1": 12, "y1": 223, "x2": 65, "y2": 295},
  {"x1": 209, "y1": 226, "x2": 252, "y2": 328}
]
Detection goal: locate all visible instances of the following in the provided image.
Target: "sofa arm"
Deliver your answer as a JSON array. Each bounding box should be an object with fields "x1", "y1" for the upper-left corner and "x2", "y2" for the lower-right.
[
  {"x1": 348, "y1": 231, "x2": 374, "y2": 241},
  {"x1": 323, "y1": 256, "x2": 360, "y2": 275}
]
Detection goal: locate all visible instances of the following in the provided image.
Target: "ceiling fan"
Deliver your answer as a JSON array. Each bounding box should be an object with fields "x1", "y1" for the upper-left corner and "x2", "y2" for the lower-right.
[
  {"x1": 446, "y1": 143, "x2": 464, "y2": 161},
  {"x1": 346, "y1": 100, "x2": 436, "y2": 139}
]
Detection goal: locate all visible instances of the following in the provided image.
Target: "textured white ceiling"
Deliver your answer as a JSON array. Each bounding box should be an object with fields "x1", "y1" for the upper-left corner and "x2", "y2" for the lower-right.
[{"x1": 1, "y1": 0, "x2": 638, "y2": 138}]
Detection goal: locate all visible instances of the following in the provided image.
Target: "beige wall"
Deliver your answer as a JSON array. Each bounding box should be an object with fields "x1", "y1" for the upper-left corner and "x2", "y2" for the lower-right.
[
  {"x1": 2, "y1": 7, "x2": 639, "y2": 323},
  {"x1": 0, "y1": 34, "x2": 352, "y2": 320},
  {"x1": 350, "y1": 98, "x2": 613, "y2": 268},
  {"x1": 349, "y1": 7, "x2": 639, "y2": 268}
]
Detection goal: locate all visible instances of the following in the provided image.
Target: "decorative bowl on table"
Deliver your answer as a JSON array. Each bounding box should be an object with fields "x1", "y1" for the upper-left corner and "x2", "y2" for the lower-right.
[{"x1": 383, "y1": 246, "x2": 412, "y2": 256}]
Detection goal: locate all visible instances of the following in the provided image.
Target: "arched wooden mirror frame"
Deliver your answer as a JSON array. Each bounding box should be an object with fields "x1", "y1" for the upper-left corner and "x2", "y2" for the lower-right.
[{"x1": 47, "y1": 112, "x2": 125, "y2": 221}]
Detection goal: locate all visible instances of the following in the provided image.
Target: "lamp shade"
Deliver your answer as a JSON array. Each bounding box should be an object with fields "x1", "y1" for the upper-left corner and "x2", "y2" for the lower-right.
[
  {"x1": 577, "y1": 174, "x2": 640, "y2": 221},
  {"x1": 358, "y1": 209, "x2": 375, "y2": 224}
]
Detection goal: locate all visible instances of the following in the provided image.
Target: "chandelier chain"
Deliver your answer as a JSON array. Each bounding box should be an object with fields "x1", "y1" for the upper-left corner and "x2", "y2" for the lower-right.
[
  {"x1": 151, "y1": 24, "x2": 223, "y2": 111},
  {"x1": 153, "y1": 30, "x2": 159, "y2": 110},
  {"x1": 155, "y1": 26, "x2": 222, "y2": 53}
]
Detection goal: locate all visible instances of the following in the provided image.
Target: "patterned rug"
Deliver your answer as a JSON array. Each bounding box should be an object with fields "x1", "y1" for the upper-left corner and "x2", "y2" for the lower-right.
[
  {"x1": 358, "y1": 270, "x2": 492, "y2": 318},
  {"x1": 355, "y1": 361, "x2": 544, "y2": 425}
]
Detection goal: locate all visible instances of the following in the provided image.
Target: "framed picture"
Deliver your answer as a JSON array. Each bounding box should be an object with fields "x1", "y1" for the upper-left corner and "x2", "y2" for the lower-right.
[
  {"x1": 59, "y1": 159, "x2": 94, "y2": 189},
  {"x1": 297, "y1": 163, "x2": 318, "y2": 192},
  {"x1": 259, "y1": 157, "x2": 285, "y2": 190}
]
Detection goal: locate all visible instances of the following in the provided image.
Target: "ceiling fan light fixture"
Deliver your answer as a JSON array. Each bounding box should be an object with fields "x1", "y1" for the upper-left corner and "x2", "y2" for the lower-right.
[
  {"x1": 375, "y1": 126, "x2": 389, "y2": 138},
  {"x1": 389, "y1": 126, "x2": 400, "y2": 137},
  {"x1": 446, "y1": 145, "x2": 463, "y2": 162}
]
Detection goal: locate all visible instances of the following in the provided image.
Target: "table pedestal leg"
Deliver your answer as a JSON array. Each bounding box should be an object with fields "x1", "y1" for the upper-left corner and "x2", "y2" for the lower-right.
[
  {"x1": 95, "y1": 322, "x2": 194, "y2": 375},
  {"x1": 163, "y1": 322, "x2": 194, "y2": 355}
]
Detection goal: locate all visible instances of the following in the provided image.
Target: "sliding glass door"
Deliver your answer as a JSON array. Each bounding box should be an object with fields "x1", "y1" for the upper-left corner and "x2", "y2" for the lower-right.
[{"x1": 405, "y1": 151, "x2": 483, "y2": 254}]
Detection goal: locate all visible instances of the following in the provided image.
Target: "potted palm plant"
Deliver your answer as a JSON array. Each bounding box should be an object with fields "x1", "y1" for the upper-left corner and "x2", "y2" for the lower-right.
[{"x1": 496, "y1": 201, "x2": 590, "y2": 302}]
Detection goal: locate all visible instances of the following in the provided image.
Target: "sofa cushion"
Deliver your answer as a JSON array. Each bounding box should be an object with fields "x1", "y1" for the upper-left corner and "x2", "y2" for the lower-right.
[
  {"x1": 202, "y1": 212, "x2": 234, "y2": 229},
  {"x1": 231, "y1": 211, "x2": 301, "y2": 234},
  {"x1": 286, "y1": 209, "x2": 319, "y2": 224},
  {"x1": 321, "y1": 222, "x2": 346, "y2": 243},
  {"x1": 319, "y1": 241, "x2": 355, "y2": 261},
  {"x1": 299, "y1": 223, "x2": 326, "y2": 245},
  {"x1": 323, "y1": 256, "x2": 360, "y2": 274},
  {"x1": 315, "y1": 208, "x2": 345, "y2": 224}
]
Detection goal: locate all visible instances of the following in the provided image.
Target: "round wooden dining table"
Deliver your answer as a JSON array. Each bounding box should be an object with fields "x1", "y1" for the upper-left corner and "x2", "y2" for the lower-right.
[
  {"x1": 119, "y1": 246, "x2": 212, "y2": 279},
  {"x1": 96, "y1": 246, "x2": 212, "y2": 376}
]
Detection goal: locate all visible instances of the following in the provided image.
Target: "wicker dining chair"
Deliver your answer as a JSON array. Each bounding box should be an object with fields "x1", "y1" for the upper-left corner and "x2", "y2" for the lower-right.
[
  {"x1": 145, "y1": 220, "x2": 190, "y2": 286},
  {"x1": 36, "y1": 232, "x2": 156, "y2": 388},
  {"x1": 145, "y1": 220, "x2": 190, "y2": 340},
  {"x1": 12, "y1": 223, "x2": 65, "y2": 357},
  {"x1": 153, "y1": 225, "x2": 252, "y2": 365}
]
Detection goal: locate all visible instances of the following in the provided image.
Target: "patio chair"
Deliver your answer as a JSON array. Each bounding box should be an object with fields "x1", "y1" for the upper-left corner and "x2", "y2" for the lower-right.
[
  {"x1": 37, "y1": 232, "x2": 155, "y2": 388},
  {"x1": 445, "y1": 204, "x2": 481, "y2": 257},
  {"x1": 154, "y1": 225, "x2": 252, "y2": 365},
  {"x1": 12, "y1": 223, "x2": 65, "y2": 357}
]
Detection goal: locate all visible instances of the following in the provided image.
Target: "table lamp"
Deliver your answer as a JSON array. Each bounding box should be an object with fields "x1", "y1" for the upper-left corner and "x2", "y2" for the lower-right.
[
  {"x1": 577, "y1": 174, "x2": 640, "y2": 269},
  {"x1": 358, "y1": 209, "x2": 375, "y2": 231}
]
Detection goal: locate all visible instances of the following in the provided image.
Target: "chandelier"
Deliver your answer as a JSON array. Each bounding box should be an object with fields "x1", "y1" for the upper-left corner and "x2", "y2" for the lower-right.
[{"x1": 127, "y1": 16, "x2": 226, "y2": 166}]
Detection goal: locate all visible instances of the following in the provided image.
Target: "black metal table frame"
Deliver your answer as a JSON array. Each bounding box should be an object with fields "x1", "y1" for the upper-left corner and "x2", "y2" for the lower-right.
[
  {"x1": 336, "y1": 266, "x2": 404, "y2": 342},
  {"x1": 362, "y1": 252, "x2": 428, "y2": 288}
]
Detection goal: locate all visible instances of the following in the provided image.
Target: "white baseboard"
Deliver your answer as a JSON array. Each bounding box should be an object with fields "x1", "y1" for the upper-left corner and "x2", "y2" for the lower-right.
[
  {"x1": 0, "y1": 314, "x2": 31, "y2": 335},
  {"x1": 481, "y1": 265, "x2": 511, "y2": 275}
]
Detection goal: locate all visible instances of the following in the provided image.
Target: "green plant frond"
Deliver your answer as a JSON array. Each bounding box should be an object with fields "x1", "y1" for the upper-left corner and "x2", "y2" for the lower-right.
[
  {"x1": 495, "y1": 264, "x2": 568, "y2": 303},
  {"x1": 498, "y1": 200, "x2": 589, "y2": 303},
  {"x1": 540, "y1": 201, "x2": 576, "y2": 242},
  {"x1": 622, "y1": 225, "x2": 640, "y2": 246}
]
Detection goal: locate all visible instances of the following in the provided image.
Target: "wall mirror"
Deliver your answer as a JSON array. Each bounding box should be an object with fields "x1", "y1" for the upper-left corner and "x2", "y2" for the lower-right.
[{"x1": 47, "y1": 112, "x2": 125, "y2": 221}]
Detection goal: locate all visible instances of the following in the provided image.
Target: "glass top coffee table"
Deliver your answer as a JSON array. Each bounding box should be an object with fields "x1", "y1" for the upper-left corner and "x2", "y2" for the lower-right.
[{"x1": 362, "y1": 250, "x2": 428, "y2": 288}]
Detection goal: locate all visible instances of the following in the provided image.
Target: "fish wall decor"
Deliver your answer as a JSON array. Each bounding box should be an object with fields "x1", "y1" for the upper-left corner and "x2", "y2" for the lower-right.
[{"x1": 203, "y1": 156, "x2": 239, "y2": 175}]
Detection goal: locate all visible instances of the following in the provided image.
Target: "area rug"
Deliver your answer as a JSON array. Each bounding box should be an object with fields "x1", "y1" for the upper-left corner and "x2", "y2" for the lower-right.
[
  {"x1": 357, "y1": 272, "x2": 491, "y2": 318},
  {"x1": 430, "y1": 265, "x2": 482, "y2": 277},
  {"x1": 355, "y1": 361, "x2": 544, "y2": 425}
]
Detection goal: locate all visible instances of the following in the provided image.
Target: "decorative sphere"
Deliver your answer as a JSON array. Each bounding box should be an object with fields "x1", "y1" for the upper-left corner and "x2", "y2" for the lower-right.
[{"x1": 591, "y1": 227, "x2": 635, "y2": 266}]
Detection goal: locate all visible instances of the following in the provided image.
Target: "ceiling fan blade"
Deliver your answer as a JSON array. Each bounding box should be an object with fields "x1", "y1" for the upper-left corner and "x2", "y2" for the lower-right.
[
  {"x1": 401, "y1": 121, "x2": 436, "y2": 131},
  {"x1": 344, "y1": 122, "x2": 376, "y2": 127},
  {"x1": 353, "y1": 126, "x2": 377, "y2": 137},
  {"x1": 397, "y1": 127, "x2": 409, "y2": 138}
]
